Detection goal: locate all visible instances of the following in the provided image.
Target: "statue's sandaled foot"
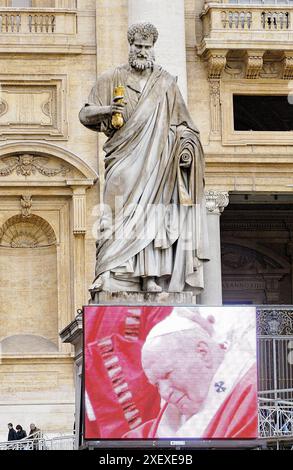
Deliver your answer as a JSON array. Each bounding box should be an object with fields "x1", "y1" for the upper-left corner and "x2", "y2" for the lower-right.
[{"x1": 143, "y1": 277, "x2": 162, "y2": 293}]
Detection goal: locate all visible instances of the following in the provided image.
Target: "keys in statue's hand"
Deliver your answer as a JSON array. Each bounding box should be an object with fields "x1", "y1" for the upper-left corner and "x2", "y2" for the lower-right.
[{"x1": 111, "y1": 95, "x2": 127, "y2": 117}]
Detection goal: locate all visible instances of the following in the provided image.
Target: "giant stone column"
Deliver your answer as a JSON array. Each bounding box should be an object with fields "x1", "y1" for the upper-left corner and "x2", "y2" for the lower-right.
[
  {"x1": 200, "y1": 190, "x2": 229, "y2": 306},
  {"x1": 128, "y1": 0, "x2": 188, "y2": 100}
]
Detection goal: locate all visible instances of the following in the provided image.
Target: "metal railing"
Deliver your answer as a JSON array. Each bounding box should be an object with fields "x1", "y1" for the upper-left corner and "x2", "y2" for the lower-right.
[
  {"x1": 258, "y1": 389, "x2": 293, "y2": 438},
  {"x1": 0, "y1": 432, "x2": 74, "y2": 451}
]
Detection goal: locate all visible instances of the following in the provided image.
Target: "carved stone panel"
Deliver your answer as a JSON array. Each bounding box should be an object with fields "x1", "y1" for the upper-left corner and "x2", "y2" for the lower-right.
[{"x1": 0, "y1": 75, "x2": 67, "y2": 140}]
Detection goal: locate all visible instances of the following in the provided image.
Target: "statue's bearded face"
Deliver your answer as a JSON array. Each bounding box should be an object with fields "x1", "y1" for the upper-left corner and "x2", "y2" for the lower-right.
[{"x1": 129, "y1": 33, "x2": 155, "y2": 71}]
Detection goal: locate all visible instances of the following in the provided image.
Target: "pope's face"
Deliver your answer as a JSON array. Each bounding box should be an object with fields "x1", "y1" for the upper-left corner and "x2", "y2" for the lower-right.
[{"x1": 142, "y1": 332, "x2": 214, "y2": 418}]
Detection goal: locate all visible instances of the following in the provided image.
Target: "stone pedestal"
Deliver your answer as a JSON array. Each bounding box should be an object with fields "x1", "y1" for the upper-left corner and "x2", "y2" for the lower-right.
[
  {"x1": 90, "y1": 290, "x2": 196, "y2": 305},
  {"x1": 200, "y1": 190, "x2": 229, "y2": 306}
]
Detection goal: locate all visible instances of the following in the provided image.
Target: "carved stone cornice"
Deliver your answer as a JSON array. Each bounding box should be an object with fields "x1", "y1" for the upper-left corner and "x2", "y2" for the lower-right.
[
  {"x1": 206, "y1": 50, "x2": 227, "y2": 79},
  {"x1": 205, "y1": 190, "x2": 229, "y2": 215},
  {"x1": 245, "y1": 50, "x2": 264, "y2": 79},
  {"x1": 282, "y1": 52, "x2": 293, "y2": 79}
]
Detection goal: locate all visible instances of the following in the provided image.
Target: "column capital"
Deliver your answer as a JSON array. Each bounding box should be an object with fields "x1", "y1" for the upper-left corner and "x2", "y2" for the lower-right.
[{"x1": 205, "y1": 190, "x2": 229, "y2": 215}]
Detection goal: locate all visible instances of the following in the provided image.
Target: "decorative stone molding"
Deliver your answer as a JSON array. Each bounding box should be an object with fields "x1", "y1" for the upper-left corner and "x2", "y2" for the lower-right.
[
  {"x1": 260, "y1": 61, "x2": 281, "y2": 79},
  {"x1": 198, "y1": 4, "x2": 293, "y2": 57},
  {"x1": 209, "y1": 79, "x2": 221, "y2": 139},
  {"x1": 0, "y1": 142, "x2": 98, "y2": 185},
  {"x1": 222, "y1": 220, "x2": 286, "y2": 232},
  {"x1": 224, "y1": 61, "x2": 243, "y2": 79},
  {"x1": 72, "y1": 187, "x2": 86, "y2": 235},
  {"x1": 263, "y1": 274, "x2": 284, "y2": 303},
  {"x1": 0, "y1": 99, "x2": 8, "y2": 117},
  {"x1": 0, "y1": 8, "x2": 77, "y2": 35},
  {"x1": 245, "y1": 50, "x2": 264, "y2": 79},
  {"x1": 257, "y1": 309, "x2": 293, "y2": 336},
  {"x1": 282, "y1": 52, "x2": 293, "y2": 79},
  {"x1": 206, "y1": 50, "x2": 227, "y2": 79},
  {"x1": 205, "y1": 190, "x2": 229, "y2": 215},
  {"x1": 21, "y1": 195, "x2": 32, "y2": 219},
  {"x1": 0, "y1": 214, "x2": 56, "y2": 248},
  {"x1": 222, "y1": 278, "x2": 265, "y2": 291},
  {"x1": 0, "y1": 75, "x2": 68, "y2": 140},
  {"x1": 0, "y1": 154, "x2": 69, "y2": 177}
]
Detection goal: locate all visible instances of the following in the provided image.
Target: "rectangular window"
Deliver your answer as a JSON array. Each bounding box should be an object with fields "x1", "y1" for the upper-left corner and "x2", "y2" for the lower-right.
[{"x1": 233, "y1": 95, "x2": 293, "y2": 131}]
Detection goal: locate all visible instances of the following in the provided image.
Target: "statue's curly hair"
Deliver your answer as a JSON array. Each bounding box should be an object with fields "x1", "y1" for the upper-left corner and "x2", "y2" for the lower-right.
[{"x1": 127, "y1": 22, "x2": 159, "y2": 46}]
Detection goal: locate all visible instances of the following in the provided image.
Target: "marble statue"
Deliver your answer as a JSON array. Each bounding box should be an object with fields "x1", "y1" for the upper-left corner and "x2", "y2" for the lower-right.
[{"x1": 79, "y1": 22, "x2": 209, "y2": 295}]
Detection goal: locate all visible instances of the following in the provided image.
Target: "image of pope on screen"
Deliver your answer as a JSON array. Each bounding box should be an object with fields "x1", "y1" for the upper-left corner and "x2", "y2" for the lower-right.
[{"x1": 84, "y1": 306, "x2": 258, "y2": 440}]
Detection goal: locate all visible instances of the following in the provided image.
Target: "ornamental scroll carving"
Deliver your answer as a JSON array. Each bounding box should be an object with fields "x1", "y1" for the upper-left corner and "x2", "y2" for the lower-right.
[
  {"x1": 0, "y1": 99, "x2": 8, "y2": 117},
  {"x1": 0, "y1": 154, "x2": 69, "y2": 177}
]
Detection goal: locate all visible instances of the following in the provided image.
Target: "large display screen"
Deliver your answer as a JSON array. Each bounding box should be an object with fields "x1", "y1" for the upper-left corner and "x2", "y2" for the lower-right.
[{"x1": 84, "y1": 305, "x2": 258, "y2": 440}]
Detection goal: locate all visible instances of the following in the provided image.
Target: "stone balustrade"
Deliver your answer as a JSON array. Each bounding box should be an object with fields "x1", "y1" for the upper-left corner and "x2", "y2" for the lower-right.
[
  {"x1": 220, "y1": 9, "x2": 291, "y2": 31},
  {"x1": 199, "y1": 4, "x2": 293, "y2": 55},
  {"x1": 0, "y1": 9, "x2": 76, "y2": 34}
]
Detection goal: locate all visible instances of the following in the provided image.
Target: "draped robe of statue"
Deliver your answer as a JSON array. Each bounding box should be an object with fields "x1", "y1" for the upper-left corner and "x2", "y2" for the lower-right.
[{"x1": 80, "y1": 63, "x2": 209, "y2": 293}]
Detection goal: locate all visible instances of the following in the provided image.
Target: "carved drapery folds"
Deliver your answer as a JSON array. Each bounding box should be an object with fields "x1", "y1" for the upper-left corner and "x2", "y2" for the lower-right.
[{"x1": 0, "y1": 214, "x2": 56, "y2": 248}]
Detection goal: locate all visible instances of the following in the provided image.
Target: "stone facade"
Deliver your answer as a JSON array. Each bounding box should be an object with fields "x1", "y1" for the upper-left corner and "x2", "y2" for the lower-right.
[{"x1": 1, "y1": 0, "x2": 293, "y2": 439}]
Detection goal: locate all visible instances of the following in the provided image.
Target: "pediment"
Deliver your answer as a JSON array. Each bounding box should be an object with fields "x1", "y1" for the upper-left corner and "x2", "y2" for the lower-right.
[{"x1": 0, "y1": 142, "x2": 98, "y2": 186}]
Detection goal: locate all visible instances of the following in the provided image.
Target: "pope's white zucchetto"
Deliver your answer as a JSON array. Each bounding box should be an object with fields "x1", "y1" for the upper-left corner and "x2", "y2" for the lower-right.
[{"x1": 144, "y1": 307, "x2": 215, "y2": 344}]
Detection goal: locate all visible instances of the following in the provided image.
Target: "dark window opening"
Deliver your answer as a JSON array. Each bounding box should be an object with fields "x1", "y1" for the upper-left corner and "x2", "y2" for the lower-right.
[{"x1": 233, "y1": 95, "x2": 293, "y2": 131}]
